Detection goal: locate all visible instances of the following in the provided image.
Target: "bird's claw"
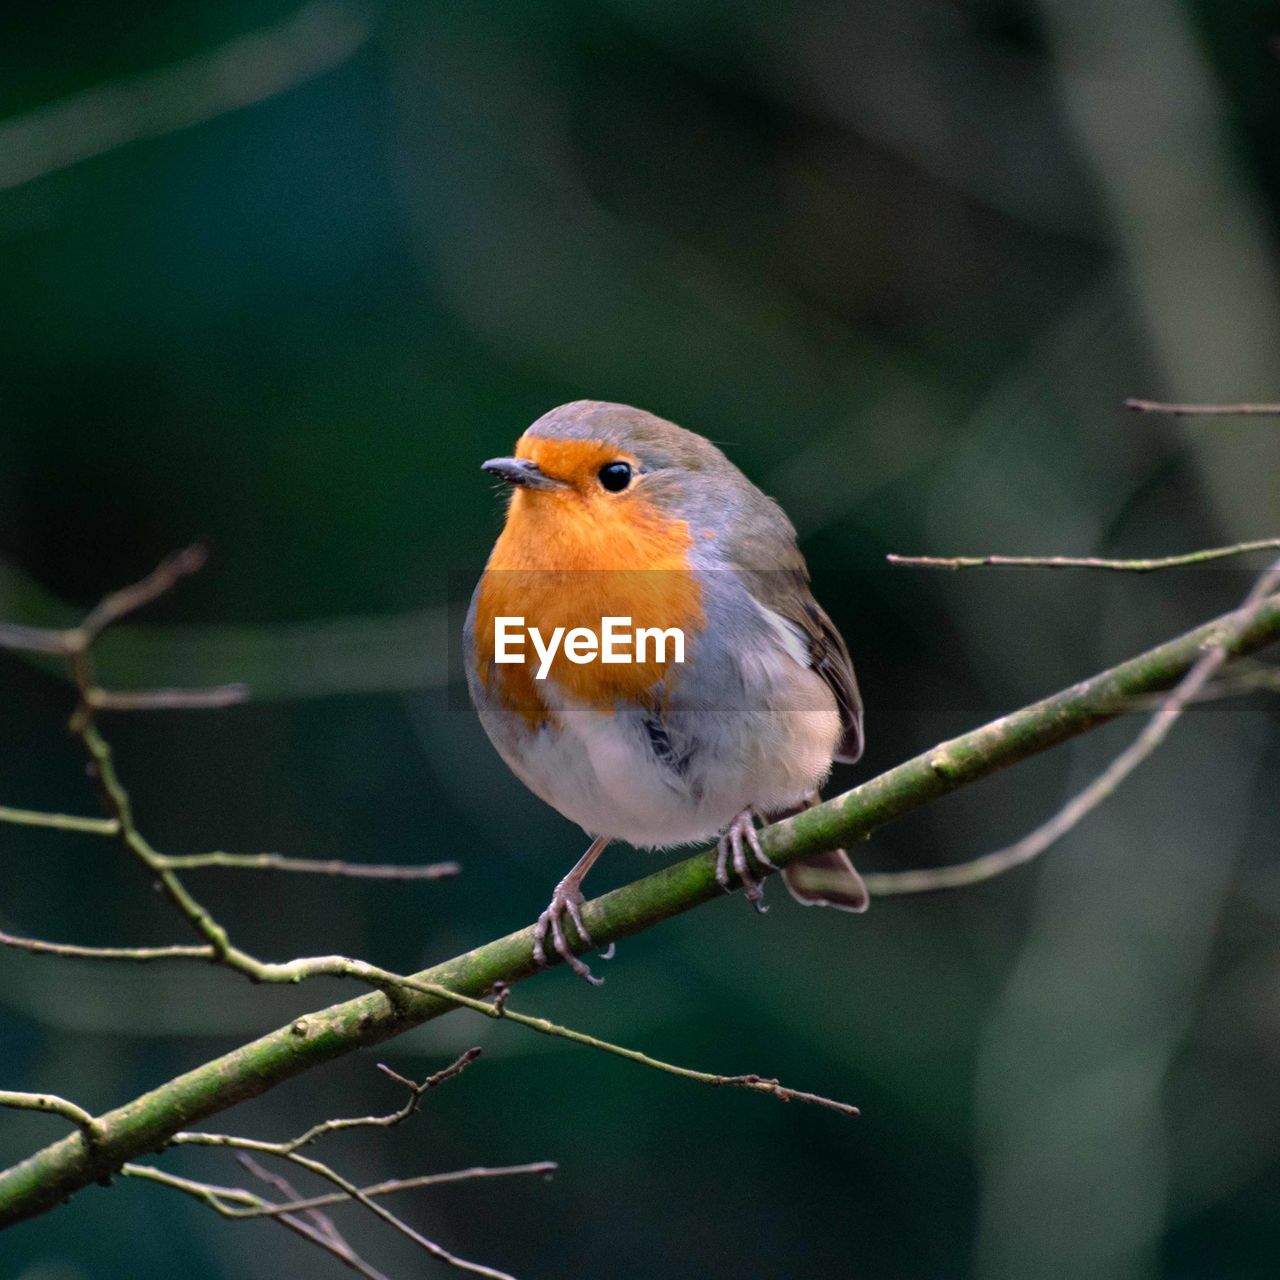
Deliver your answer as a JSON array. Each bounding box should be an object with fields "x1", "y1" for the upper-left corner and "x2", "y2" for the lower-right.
[
  {"x1": 715, "y1": 809, "x2": 772, "y2": 913},
  {"x1": 532, "y1": 883, "x2": 604, "y2": 985}
]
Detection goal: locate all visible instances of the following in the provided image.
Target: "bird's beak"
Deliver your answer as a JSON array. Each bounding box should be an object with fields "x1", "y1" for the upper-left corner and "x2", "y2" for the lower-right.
[{"x1": 481, "y1": 457, "x2": 562, "y2": 490}]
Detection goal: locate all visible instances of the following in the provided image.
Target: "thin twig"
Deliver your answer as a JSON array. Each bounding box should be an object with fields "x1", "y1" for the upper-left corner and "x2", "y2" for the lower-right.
[
  {"x1": 0, "y1": 924, "x2": 862, "y2": 1119},
  {"x1": 0, "y1": 929, "x2": 213, "y2": 962},
  {"x1": 386, "y1": 1049, "x2": 482, "y2": 1093},
  {"x1": 361, "y1": 973, "x2": 861, "y2": 1120},
  {"x1": 0, "y1": 548, "x2": 444, "y2": 979},
  {"x1": 0, "y1": 1092, "x2": 101, "y2": 1143},
  {"x1": 887, "y1": 537, "x2": 1280, "y2": 572},
  {"x1": 120, "y1": 1162, "x2": 268, "y2": 1209},
  {"x1": 221, "y1": 1164, "x2": 560, "y2": 1220},
  {"x1": 6, "y1": 910, "x2": 862, "y2": 1115},
  {"x1": 121, "y1": 1164, "x2": 392, "y2": 1280},
  {"x1": 280, "y1": 1049, "x2": 483, "y2": 1152},
  {"x1": 172, "y1": 1132, "x2": 519, "y2": 1280},
  {"x1": 864, "y1": 559, "x2": 1280, "y2": 896},
  {"x1": 123, "y1": 1161, "x2": 559, "y2": 1222},
  {"x1": 66, "y1": 717, "x2": 249, "y2": 968},
  {"x1": 156, "y1": 852, "x2": 461, "y2": 880},
  {"x1": 78, "y1": 546, "x2": 210, "y2": 642},
  {"x1": 1125, "y1": 398, "x2": 1280, "y2": 415},
  {"x1": 137, "y1": 1053, "x2": 524, "y2": 1278},
  {"x1": 0, "y1": 805, "x2": 119, "y2": 836},
  {"x1": 86, "y1": 684, "x2": 250, "y2": 711},
  {"x1": 0, "y1": 623, "x2": 72, "y2": 655},
  {"x1": 238, "y1": 1153, "x2": 367, "y2": 1270}
]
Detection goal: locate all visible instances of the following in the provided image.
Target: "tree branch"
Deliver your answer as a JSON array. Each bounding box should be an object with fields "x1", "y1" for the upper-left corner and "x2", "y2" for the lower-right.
[{"x1": 2, "y1": 582, "x2": 1278, "y2": 1228}]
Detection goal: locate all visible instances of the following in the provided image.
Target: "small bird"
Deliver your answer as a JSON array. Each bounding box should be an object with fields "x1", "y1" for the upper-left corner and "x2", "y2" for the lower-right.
[{"x1": 466, "y1": 401, "x2": 868, "y2": 982}]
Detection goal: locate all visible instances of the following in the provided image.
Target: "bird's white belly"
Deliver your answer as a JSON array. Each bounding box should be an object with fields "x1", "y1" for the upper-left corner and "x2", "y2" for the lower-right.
[
  {"x1": 501, "y1": 680, "x2": 839, "y2": 848},
  {"x1": 505, "y1": 693, "x2": 719, "y2": 846}
]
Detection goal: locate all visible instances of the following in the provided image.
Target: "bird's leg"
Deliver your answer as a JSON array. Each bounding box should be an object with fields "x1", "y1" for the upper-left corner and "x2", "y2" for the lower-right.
[
  {"x1": 715, "y1": 808, "x2": 771, "y2": 913},
  {"x1": 748, "y1": 805, "x2": 781, "y2": 871},
  {"x1": 532, "y1": 836, "x2": 610, "y2": 985}
]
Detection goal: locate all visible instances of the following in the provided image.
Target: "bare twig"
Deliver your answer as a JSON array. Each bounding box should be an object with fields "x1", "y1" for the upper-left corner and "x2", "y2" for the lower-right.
[
  {"x1": 372, "y1": 978, "x2": 862, "y2": 1120},
  {"x1": 887, "y1": 537, "x2": 1280, "y2": 572},
  {"x1": 0, "y1": 1092, "x2": 101, "y2": 1144},
  {"x1": 156, "y1": 852, "x2": 461, "y2": 880},
  {"x1": 86, "y1": 685, "x2": 250, "y2": 711},
  {"x1": 0, "y1": 929, "x2": 212, "y2": 962},
  {"x1": 172, "y1": 1131, "x2": 519, "y2": 1280},
  {"x1": 120, "y1": 1162, "x2": 269, "y2": 1210},
  {"x1": 0, "y1": 545, "x2": 252, "y2": 714},
  {"x1": 123, "y1": 1161, "x2": 559, "y2": 1222},
  {"x1": 78, "y1": 546, "x2": 209, "y2": 642},
  {"x1": 0, "y1": 623, "x2": 71, "y2": 655},
  {"x1": 280, "y1": 1050, "x2": 483, "y2": 1152},
  {"x1": 238, "y1": 1154, "x2": 373, "y2": 1275},
  {"x1": 863, "y1": 559, "x2": 1280, "y2": 896},
  {"x1": 121, "y1": 1163, "x2": 392, "y2": 1280},
  {"x1": 0, "y1": 805, "x2": 119, "y2": 836},
  {"x1": 236, "y1": 1164, "x2": 560, "y2": 1219},
  {"x1": 390, "y1": 1049, "x2": 483, "y2": 1092},
  {"x1": 120, "y1": 1035, "x2": 837, "y2": 1276},
  {"x1": 124, "y1": 1053, "x2": 535, "y2": 1278},
  {"x1": 0, "y1": 927, "x2": 862, "y2": 1120},
  {"x1": 0, "y1": 547, "x2": 457, "y2": 975},
  {"x1": 1125, "y1": 398, "x2": 1280, "y2": 415}
]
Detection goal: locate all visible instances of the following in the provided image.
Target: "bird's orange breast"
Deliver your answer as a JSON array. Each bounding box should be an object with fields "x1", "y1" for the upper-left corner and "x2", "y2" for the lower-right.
[{"x1": 473, "y1": 440, "x2": 704, "y2": 725}]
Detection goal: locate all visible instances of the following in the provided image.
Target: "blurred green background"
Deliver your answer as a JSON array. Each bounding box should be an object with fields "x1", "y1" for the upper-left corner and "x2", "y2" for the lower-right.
[{"x1": 3, "y1": 1, "x2": 1280, "y2": 1277}]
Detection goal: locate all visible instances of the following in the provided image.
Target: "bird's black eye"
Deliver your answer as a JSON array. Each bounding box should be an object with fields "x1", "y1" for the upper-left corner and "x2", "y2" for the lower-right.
[{"x1": 597, "y1": 461, "x2": 632, "y2": 492}]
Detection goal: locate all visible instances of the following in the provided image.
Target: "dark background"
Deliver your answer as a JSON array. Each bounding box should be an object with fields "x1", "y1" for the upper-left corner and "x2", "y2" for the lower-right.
[{"x1": 3, "y1": 2, "x2": 1280, "y2": 1277}]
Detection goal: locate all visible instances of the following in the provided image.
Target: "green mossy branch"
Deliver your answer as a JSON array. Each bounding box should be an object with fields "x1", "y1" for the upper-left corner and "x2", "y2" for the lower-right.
[{"x1": 2, "y1": 588, "x2": 1278, "y2": 1229}]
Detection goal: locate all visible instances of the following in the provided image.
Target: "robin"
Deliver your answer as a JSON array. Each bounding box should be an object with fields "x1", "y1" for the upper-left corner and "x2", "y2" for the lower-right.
[{"x1": 466, "y1": 400, "x2": 867, "y2": 983}]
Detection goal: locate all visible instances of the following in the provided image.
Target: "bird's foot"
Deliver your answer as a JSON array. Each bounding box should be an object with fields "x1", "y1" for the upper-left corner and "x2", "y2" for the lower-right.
[
  {"x1": 532, "y1": 880, "x2": 605, "y2": 985},
  {"x1": 715, "y1": 808, "x2": 775, "y2": 913}
]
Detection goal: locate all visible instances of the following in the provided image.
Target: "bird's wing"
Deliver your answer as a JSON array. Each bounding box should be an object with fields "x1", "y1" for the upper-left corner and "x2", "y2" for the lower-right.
[{"x1": 744, "y1": 566, "x2": 864, "y2": 765}]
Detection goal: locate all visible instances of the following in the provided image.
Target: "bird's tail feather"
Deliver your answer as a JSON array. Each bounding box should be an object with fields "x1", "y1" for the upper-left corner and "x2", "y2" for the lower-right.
[
  {"x1": 766, "y1": 791, "x2": 869, "y2": 913},
  {"x1": 781, "y1": 847, "x2": 869, "y2": 913}
]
